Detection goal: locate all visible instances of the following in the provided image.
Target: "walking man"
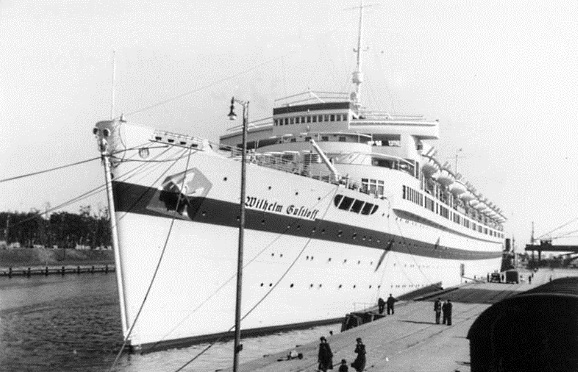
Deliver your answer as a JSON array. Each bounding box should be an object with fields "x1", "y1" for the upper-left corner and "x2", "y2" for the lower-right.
[
  {"x1": 386, "y1": 293, "x2": 398, "y2": 315},
  {"x1": 442, "y1": 299, "x2": 453, "y2": 325},
  {"x1": 317, "y1": 336, "x2": 333, "y2": 372},
  {"x1": 377, "y1": 297, "x2": 385, "y2": 314},
  {"x1": 434, "y1": 297, "x2": 442, "y2": 324}
]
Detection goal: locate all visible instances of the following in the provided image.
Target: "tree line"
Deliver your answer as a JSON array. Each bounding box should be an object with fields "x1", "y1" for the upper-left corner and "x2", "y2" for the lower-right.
[{"x1": 0, "y1": 205, "x2": 111, "y2": 249}]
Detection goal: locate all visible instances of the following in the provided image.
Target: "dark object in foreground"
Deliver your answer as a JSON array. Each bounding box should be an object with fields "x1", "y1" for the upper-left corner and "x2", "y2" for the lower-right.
[{"x1": 468, "y1": 277, "x2": 578, "y2": 372}]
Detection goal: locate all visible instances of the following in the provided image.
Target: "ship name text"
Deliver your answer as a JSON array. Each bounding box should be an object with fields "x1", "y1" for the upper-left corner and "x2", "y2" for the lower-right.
[{"x1": 245, "y1": 196, "x2": 320, "y2": 220}]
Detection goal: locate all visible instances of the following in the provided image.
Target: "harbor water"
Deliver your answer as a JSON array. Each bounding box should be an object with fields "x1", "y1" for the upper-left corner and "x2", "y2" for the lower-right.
[{"x1": 0, "y1": 274, "x2": 340, "y2": 371}]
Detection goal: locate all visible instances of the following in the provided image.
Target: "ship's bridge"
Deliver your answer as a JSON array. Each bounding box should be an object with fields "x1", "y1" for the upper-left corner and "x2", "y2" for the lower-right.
[{"x1": 220, "y1": 91, "x2": 439, "y2": 153}]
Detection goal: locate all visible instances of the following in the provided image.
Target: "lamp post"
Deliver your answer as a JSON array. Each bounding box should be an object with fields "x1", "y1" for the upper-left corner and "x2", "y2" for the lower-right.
[{"x1": 227, "y1": 96, "x2": 249, "y2": 372}]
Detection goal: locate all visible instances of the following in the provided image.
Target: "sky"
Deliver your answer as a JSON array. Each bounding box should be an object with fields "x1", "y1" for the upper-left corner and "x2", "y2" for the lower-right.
[{"x1": 1, "y1": 0, "x2": 578, "y2": 248}]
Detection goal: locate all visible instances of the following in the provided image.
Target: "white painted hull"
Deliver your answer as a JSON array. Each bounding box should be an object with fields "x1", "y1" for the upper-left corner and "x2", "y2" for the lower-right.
[{"x1": 96, "y1": 121, "x2": 503, "y2": 350}]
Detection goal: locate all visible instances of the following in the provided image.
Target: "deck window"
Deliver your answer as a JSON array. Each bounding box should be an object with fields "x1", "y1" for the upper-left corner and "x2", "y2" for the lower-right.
[
  {"x1": 339, "y1": 196, "x2": 354, "y2": 211},
  {"x1": 351, "y1": 199, "x2": 365, "y2": 213},
  {"x1": 339, "y1": 136, "x2": 346, "y2": 142},
  {"x1": 334, "y1": 194, "x2": 344, "y2": 207},
  {"x1": 361, "y1": 202, "x2": 373, "y2": 215}
]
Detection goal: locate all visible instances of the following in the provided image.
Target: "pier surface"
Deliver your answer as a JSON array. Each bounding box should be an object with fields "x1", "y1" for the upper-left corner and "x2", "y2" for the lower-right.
[{"x1": 226, "y1": 269, "x2": 577, "y2": 372}]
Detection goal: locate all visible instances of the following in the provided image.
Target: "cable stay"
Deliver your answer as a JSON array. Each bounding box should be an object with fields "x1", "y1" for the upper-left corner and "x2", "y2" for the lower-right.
[
  {"x1": 170, "y1": 187, "x2": 339, "y2": 372},
  {"x1": 122, "y1": 53, "x2": 294, "y2": 120},
  {"x1": 0, "y1": 156, "x2": 101, "y2": 184}
]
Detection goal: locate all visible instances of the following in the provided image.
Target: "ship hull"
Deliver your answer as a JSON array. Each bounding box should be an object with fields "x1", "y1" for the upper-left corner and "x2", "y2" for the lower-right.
[{"x1": 98, "y1": 121, "x2": 502, "y2": 351}]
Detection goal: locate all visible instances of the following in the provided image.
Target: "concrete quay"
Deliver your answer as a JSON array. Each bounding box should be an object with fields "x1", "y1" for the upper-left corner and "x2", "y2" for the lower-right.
[{"x1": 226, "y1": 268, "x2": 577, "y2": 372}]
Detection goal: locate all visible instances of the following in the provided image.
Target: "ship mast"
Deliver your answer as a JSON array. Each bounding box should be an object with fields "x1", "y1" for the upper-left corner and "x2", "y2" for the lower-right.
[{"x1": 352, "y1": 0, "x2": 370, "y2": 111}]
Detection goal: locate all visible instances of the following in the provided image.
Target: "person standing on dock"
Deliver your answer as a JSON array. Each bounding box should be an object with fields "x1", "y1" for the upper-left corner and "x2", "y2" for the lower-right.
[
  {"x1": 377, "y1": 297, "x2": 385, "y2": 314},
  {"x1": 317, "y1": 336, "x2": 333, "y2": 372},
  {"x1": 351, "y1": 337, "x2": 366, "y2": 372},
  {"x1": 386, "y1": 294, "x2": 398, "y2": 315},
  {"x1": 338, "y1": 359, "x2": 349, "y2": 372},
  {"x1": 434, "y1": 298, "x2": 442, "y2": 324},
  {"x1": 442, "y1": 299, "x2": 453, "y2": 325}
]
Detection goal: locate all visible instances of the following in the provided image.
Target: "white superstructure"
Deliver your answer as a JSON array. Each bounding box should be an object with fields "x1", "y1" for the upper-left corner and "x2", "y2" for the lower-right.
[{"x1": 93, "y1": 6, "x2": 505, "y2": 352}]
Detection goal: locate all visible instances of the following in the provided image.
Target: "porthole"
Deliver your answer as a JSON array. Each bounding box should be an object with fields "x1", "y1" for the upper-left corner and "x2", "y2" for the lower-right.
[
  {"x1": 339, "y1": 284, "x2": 343, "y2": 288},
  {"x1": 310, "y1": 284, "x2": 314, "y2": 288},
  {"x1": 223, "y1": 177, "x2": 227, "y2": 181},
  {"x1": 280, "y1": 254, "x2": 283, "y2": 257},
  {"x1": 236, "y1": 216, "x2": 240, "y2": 221},
  {"x1": 369, "y1": 285, "x2": 372, "y2": 289},
  {"x1": 297, "y1": 225, "x2": 301, "y2": 229},
  {"x1": 260, "y1": 283, "x2": 264, "y2": 287},
  {"x1": 261, "y1": 219, "x2": 265, "y2": 224},
  {"x1": 352, "y1": 233, "x2": 357, "y2": 239},
  {"x1": 290, "y1": 283, "x2": 294, "y2": 288},
  {"x1": 268, "y1": 186, "x2": 272, "y2": 190},
  {"x1": 357, "y1": 260, "x2": 361, "y2": 264},
  {"x1": 328, "y1": 258, "x2": 332, "y2": 262},
  {"x1": 343, "y1": 259, "x2": 347, "y2": 263},
  {"x1": 319, "y1": 284, "x2": 322, "y2": 288},
  {"x1": 295, "y1": 192, "x2": 299, "y2": 196},
  {"x1": 269, "y1": 283, "x2": 273, "y2": 287},
  {"x1": 353, "y1": 285, "x2": 356, "y2": 288},
  {"x1": 271, "y1": 253, "x2": 274, "y2": 256}
]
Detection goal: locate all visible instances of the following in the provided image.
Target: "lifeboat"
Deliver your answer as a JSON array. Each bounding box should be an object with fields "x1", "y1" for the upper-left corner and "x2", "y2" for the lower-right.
[
  {"x1": 474, "y1": 202, "x2": 486, "y2": 211},
  {"x1": 469, "y1": 199, "x2": 480, "y2": 208},
  {"x1": 449, "y1": 180, "x2": 467, "y2": 196},
  {"x1": 460, "y1": 191, "x2": 476, "y2": 202},
  {"x1": 421, "y1": 159, "x2": 439, "y2": 178},
  {"x1": 436, "y1": 168, "x2": 454, "y2": 186}
]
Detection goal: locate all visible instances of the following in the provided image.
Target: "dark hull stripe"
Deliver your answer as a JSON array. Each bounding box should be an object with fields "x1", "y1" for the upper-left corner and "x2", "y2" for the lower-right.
[
  {"x1": 113, "y1": 181, "x2": 502, "y2": 261},
  {"x1": 136, "y1": 317, "x2": 343, "y2": 354}
]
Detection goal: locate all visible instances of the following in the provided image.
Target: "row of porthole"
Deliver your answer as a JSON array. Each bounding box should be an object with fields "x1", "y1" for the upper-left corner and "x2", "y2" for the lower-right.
[{"x1": 258, "y1": 283, "x2": 430, "y2": 289}]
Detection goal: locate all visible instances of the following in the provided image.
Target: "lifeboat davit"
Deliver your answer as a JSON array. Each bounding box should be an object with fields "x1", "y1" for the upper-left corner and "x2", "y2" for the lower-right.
[
  {"x1": 421, "y1": 160, "x2": 439, "y2": 178},
  {"x1": 436, "y1": 169, "x2": 454, "y2": 186},
  {"x1": 449, "y1": 180, "x2": 467, "y2": 196}
]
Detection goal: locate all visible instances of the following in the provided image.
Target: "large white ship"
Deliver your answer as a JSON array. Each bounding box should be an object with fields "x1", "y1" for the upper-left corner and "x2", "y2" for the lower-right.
[{"x1": 93, "y1": 9, "x2": 505, "y2": 353}]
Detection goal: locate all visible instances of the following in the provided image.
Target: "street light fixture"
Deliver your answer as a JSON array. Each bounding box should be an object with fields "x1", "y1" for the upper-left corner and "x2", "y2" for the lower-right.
[{"x1": 227, "y1": 96, "x2": 249, "y2": 372}]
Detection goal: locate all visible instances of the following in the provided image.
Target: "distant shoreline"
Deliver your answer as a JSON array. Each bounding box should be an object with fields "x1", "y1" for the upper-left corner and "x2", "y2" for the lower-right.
[{"x1": 0, "y1": 247, "x2": 114, "y2": 269}]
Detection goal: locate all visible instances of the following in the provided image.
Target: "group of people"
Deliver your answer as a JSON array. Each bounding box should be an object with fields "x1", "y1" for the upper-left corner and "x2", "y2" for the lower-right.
[
  {"x1": 433, "y1": 298, "x2": 453, "y2": 325},
  {"x1": 317, "y1": 337, "x2": 366, "y2": 372},
  {"x1": 377, "y1": 294, "x2": 398, "y2": 315}
]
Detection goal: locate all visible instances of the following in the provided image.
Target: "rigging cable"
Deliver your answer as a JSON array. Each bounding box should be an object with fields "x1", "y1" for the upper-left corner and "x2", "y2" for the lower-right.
[
  {"x1": 123, "y1": 53, "x2": 293, "y2": 118},
  {"x1": 147, "y1": 180, "x2": 338, "y2": 351},
  {"x1": 172, "y1": 186, "x2": 338, "y2": 372},
  {"x1": 108, "y1": 146, "x2": 194, "y2": 372},
  {"x1": 536, "y1": 217, "x2": 578, "y2": 240},
  {"x1": 0, "y1": 156, "x2": 101, "y2": 184}
]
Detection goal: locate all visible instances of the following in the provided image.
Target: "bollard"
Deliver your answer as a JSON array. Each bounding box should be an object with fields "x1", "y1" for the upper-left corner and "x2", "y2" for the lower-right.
[
  {"x1": 45, "y1": 266, "x2": 49, "y2": 276},
  {"x1": 61, "y1": 266, "x2": 65, "y2": 275},
  {"x1": 8, "y1": 267, "x2": 12, "y2": 278},
  {"x1": 77, "y1": 266, "x2": 81, "y2": 274},
  {"x1": 91, "y1": 265, "x2": 95, "y2": 274},
  {"x1": 105, "y1": 264, "x2": 109, "y2": 274},
  {"x1": 27, "y1": 267, "x2": 31, "y2": 277}
]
